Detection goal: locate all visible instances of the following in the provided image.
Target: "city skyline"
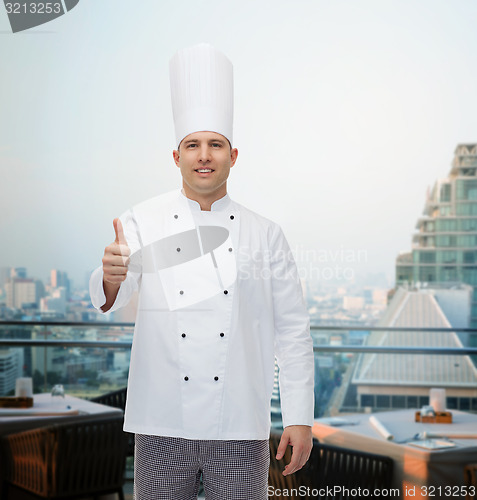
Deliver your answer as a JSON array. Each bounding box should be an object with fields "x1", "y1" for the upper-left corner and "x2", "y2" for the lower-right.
[{"x1": 2, "y1": 1, "x2": 477, "y2": 286}]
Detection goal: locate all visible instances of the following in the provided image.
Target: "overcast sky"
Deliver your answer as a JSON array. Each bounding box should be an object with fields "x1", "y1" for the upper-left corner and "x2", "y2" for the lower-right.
[{"x1": 1, "y1": 0, "x2": 477, "y2": 289}]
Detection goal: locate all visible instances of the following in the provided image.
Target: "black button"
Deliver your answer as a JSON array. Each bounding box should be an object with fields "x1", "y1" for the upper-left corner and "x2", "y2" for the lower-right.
[
  {"x1": 176, "y1": 247, "x2": 181, "y2": 252},
  {"x1": 230, "y1": 215, "x2": 234, "y2": 220},
  {"x1": 228, "y1": 248, "x2": 232, "y2": 252},
  {"x1": 174, "y1": 214, "x2": 178, "y2": 219},
  {"x1": 220, "y1": 332, "x2": 224, "y2": 337},
  {"x1": 223, "y1": 290, "x2": 228, "y2": 295},
  {"x1": 214, "y1": 376, "x2": 219, "y2": 381},
  {"x1": 184, "y1": 376, "x2": 189, "y2": 381},
  {"x1": 180, "y1": 290, "x2": 184, "y2": 295},
  {"x1": 181, "y1": 333, "x2": 186, "y2": 338}
]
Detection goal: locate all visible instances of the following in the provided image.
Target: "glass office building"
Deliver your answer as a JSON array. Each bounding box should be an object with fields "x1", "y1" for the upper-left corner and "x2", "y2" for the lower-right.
[{"x1": 396, "y1": 143, "x2": 477, "y2": 342}]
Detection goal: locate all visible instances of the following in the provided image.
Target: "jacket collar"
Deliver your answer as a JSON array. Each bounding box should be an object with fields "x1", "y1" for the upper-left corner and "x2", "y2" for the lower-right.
[{"x1": 179, "y1": 188, "x2": 232, "y2": 212}]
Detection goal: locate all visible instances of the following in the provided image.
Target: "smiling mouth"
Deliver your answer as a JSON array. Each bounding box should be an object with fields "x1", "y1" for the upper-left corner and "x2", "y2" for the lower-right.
[{"x1": 195, "y1": 168, "x2": 214, "y2": 173}]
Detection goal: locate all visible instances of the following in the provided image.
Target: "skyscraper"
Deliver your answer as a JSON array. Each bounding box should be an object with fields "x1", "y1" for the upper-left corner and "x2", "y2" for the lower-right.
[
  {"x1": 11, "y1": 267, "x2": 27, "y2": 279},
  {"x1": 5, "y1": 279, "x2": 37, "y2": 309},
  {"x1": 396, "y1": 144, "x2": 477, "y2": 342},
  {"x1": 0, "y1": 349, "x2": 24, "y2": 395},
  {"x1": 50, "y1": 270, "x2": 70, "y2": 298}
]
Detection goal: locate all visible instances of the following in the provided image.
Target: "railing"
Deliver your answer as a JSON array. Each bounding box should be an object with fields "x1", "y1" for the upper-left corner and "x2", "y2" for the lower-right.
[
  {"x1": 1, "y1": 321, "x2": 476, "y2": 417},
  {"x1": 1, "y1": 321, "x2": 476, "y2": 353}
]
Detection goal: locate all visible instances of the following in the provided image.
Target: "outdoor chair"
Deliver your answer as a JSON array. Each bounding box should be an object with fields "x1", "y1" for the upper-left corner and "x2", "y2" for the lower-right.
[
  {"x1": 90, "y1": 387, "x2": 134, "y2": 457},
  {"x1": 0, "y1": 414, "x2": 127, "y2": 500},
  {"x1": 269, "y1": 429, "x2": 394, "y2": 500},
  {"x1": 465, "y1": 463, "x2": 477, "y2": 500}
]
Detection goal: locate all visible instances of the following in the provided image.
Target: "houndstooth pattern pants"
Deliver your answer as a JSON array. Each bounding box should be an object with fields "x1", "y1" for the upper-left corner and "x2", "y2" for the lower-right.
[{"x1": 134, "y1": 434, "x2": 270, "y2": 500}]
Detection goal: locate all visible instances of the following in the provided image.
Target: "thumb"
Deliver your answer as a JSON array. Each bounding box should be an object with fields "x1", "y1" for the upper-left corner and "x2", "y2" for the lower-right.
[
  {"x1": 113, "y1": 217, "x2": 126, "y2": 244},
  {"x1": 276, "y1": 433, "x2": 289, "y2": 460}
]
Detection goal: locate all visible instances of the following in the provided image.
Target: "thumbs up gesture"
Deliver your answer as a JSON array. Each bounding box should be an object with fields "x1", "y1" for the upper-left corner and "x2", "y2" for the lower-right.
[{"x1": 102, "y1": 218, "x2": 131, "y2": 285}]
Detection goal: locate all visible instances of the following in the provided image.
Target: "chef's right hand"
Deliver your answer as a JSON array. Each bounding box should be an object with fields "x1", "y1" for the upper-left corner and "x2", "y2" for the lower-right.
[{"x1": 102, "y1": 218, "x2": 131, "y2": 285}]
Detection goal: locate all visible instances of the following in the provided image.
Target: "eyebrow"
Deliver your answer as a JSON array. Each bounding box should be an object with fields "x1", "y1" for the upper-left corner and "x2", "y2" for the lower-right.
[{"x1": 183, "y1": 138, "x2": 226, "y2": 145}]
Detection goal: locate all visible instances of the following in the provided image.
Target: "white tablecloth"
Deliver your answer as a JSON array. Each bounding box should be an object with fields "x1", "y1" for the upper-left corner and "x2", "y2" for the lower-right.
[
  {"x1": 313, "y1": 409, "x2": 477, "y2": 499},
  {"x1": 0, "y1": 393, "x2": 123, "y2": 435}
]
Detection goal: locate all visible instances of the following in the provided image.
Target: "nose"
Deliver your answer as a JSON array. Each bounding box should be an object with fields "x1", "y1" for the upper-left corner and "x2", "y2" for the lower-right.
[{"x1": 198, "y1": 145, "x2": 211, "y2": 163}]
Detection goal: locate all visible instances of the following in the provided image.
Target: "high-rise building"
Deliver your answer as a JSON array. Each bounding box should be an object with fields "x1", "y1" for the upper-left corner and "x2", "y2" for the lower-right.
[
  {"x1": 396, "y1": 143, "x2": 477, "y2": 341},
  {"x1": 50, "y1": 270, "x2": 71, "y2": 299},
  {"x1": 0, "y1": 348, "x2": 24, "y2": 396},
  {"x1": 5, "y1": 279, "x2": 37, "y2": 309},
  {"x1": 10, "y1": 267, "x2": 27, "y2": 279},
  {"x1": 40, "y1": 287, "x2": 67, "y2": 316}
]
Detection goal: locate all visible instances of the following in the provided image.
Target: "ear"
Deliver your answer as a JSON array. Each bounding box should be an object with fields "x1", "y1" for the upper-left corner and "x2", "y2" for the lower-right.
[
  {"x1": 173, "y1": 149, "x2": 180, "y2": 167},
  {"x1": 230, "y1": 148, "x2": 238, "y2": 168}
]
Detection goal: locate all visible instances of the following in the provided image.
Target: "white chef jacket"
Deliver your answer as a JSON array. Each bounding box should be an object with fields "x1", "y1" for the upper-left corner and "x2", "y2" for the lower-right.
[{"x1": 90, "y1": 189, "x2": 314, "y2": 440}]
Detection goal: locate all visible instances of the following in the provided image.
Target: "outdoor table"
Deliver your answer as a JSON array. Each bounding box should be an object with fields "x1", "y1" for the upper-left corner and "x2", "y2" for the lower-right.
[
  {"x1": 0, "y1": 393, "x2": 123, "y2": 435},
  {"x1": 0, "y1": 393, "x2": 124, "y2": 500},
  {"x1": 313, "y1": 409, "x2": 477, "y2": 499}
]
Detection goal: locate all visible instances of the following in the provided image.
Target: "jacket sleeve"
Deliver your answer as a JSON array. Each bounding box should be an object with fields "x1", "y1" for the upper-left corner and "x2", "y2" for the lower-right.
[
  {"x1": 89, "y1": 209, "x2": 142, "y2": 315},
  {"x1": 270, "y1": 224, "x2": 314, "y2": 428}
]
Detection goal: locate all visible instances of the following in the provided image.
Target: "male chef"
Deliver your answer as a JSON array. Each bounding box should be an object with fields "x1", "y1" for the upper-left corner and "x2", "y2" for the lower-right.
[{"x1": 90, "y1": 43, "x2": 314, "y2": 500}]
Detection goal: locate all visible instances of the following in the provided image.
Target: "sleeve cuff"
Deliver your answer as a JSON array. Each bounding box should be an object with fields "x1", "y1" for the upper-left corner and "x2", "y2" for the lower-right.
[
  {"x1": 281, "y1": 387, "x2": 315, "y2": 428},
  {"x1": 89, "y1": 266, "x2": 108, "y2": 313},
  {"x1": 89, "y1": 266, "x2": 136, "y2": 315}
]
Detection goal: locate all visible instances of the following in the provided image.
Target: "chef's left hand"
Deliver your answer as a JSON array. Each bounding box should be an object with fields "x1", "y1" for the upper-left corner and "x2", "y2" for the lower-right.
[{"x1": 275, "y1": 425, "x2": 313, "y2": 476}]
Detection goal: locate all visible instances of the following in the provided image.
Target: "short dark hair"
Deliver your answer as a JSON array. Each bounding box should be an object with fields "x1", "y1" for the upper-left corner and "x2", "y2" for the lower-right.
[{"x1": 177, "y1": 136, "x2": 232, "y2": 153}]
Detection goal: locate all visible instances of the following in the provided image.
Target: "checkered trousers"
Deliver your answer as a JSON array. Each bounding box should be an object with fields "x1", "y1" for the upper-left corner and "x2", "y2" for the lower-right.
[{"x1": 134, "y1": 434, "x2": 270, "y2": 500}]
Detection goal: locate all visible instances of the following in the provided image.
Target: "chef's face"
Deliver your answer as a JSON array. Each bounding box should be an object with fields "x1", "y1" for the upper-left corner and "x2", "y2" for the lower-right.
[{"x1": 173, "y1": 131, "x2": 238, "y2": 202}]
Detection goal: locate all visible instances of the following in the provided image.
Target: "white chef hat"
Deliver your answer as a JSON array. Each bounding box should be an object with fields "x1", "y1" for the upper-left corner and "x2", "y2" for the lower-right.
[{"x1": 169, "y1": 43, "x2": 234, "y2": 148}]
